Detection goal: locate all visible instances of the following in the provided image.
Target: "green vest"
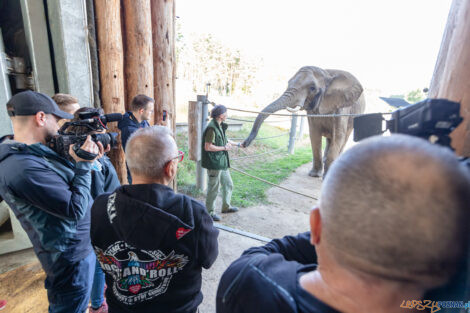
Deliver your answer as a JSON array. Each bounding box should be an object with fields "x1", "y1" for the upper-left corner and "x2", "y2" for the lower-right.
[{"x1": 201, "y1": 119, "x2": 230, "y2": 170}]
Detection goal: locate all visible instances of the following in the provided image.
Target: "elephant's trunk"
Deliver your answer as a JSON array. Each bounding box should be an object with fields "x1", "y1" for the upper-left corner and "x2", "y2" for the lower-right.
[{"x1": 242, "y1": 93, "x2": 292, "y2": 147}]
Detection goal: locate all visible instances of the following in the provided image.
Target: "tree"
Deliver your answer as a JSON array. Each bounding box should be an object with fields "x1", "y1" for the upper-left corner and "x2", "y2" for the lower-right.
[
  {"x1": 406, "y1": 89, "x2": 425, "y2": 103},
  {"x1": 176, "y1": 31, "x2": 261, "y2": 96}
]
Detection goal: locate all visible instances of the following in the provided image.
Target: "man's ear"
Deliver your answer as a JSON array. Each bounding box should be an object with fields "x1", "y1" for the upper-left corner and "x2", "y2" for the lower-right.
[
  {"x1": 35, "y1": 112, "x2": 46, "y2": 126},
  {"x1": 164, "y1": 160, "x2": 177, "y2": 182},
  {"x1": 310, "y1": 207, "x2": 322, "y2": 245}
]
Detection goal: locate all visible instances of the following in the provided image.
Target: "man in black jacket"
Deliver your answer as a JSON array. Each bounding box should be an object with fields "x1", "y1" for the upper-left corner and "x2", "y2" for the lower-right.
[
  {"x1": 117, "y1": 94, "x2": 153, "y2": 184},
  {"x1": 91, "y1": 125, "x2": 219, "y2": 313},
  {"x1": 216, "y1": 135, "x2": 470, "y2": 313}
]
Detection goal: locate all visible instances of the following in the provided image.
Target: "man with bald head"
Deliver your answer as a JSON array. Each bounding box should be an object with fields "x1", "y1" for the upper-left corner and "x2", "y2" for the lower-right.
[
  {"x1": 90, "y1": 126, "x2": 219, "y2": 313},
  {"x1": 217, "y1": 134, "x2": 470, "y2": 313}
]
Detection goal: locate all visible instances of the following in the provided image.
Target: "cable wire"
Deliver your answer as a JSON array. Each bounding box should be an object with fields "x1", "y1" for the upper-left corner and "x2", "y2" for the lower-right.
[{"x1": 231, "y1": 167, "x2": 318, "y2": 200}]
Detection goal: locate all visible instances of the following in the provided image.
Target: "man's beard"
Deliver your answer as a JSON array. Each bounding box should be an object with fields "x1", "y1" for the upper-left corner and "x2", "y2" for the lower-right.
[{"x1": 44, "y1": 129, "x2": 58, "y2": 143}]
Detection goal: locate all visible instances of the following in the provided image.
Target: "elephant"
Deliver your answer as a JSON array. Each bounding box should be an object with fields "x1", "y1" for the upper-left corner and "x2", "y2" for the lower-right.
[{"x1": 242, "y1": 66, "x2": 366, "y2": 177}]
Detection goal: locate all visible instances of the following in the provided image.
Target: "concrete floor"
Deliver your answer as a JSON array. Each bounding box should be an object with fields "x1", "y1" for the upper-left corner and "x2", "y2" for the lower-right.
[{"x1": 0, "y1": 247, "x2": 37, "y2": 275}]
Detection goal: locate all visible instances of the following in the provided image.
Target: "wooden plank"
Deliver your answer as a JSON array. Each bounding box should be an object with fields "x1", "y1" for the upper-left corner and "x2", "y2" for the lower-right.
[
  {"x1": 123, "y1": 0, "x2": 154, "y2": 112},
  {"x1": 95, "y1": 0, "x2": 127, "y2": 183},
  {"x1": 188, "y1": 101, "x2": 202, "y2": 161},
  {"x1": 429, "y1": 0, "x2": 470, "y2": 156}
]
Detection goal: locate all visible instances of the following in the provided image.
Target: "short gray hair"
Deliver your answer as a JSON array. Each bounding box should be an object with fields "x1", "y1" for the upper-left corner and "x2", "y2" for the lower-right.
[
  {"x1": 320, "y1": 134, "x2": 470, "y2": 287},
  {"x1": 125, "y1": 126, "x2": 177, "y2": 179}
]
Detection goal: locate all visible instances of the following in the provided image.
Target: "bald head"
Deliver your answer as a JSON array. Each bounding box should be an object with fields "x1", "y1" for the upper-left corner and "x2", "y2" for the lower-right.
[
  {"x1": 126, "y1": 126, "x2": 177, "y2": 180},
  {"x1": 319, "y1": 134, "x2": 470, "y2": 287}
]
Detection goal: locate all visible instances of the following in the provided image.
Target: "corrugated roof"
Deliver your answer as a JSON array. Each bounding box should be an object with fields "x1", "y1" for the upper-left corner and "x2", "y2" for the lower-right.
[{"x1": 379, "y1": 97, "x2": 410, "y2": 108}]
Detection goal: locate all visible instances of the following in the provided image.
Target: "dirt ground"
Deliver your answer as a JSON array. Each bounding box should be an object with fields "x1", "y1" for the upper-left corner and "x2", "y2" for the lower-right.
[{"x1": 0, "y1": 162, "x2": 321, "y2": 313}]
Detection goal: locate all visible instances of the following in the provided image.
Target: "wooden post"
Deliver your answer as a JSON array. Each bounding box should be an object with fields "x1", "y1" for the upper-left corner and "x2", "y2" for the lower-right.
[
  {"x1": 429, "y1": 0, "x2": 470, "y2": 156},
  {"x1": 94, "y1": 0, "x2": 127, "y2": 183},
  {"x1": 288, "y1": 114, "x2": 298, "y2": 154},
  {"x1": 188, "y1": 101, "x2": 202, "y2": 161},
  {"x1": 151, "y1": 0, "x2": 176, "y2": 131},
  {"x1": 151, "y1": 0, "x2": 176, "y2": 190},
  {"x1": 123, "y1": 0, "x2": 154, "y2": 112},
  {"x1": 298, "y1": 116, "x2": 306, "y2": 141}
]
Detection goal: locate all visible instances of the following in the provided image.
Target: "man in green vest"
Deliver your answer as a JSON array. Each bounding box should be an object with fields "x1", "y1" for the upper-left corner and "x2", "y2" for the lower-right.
[{"x1": 202, "y1": 105, "x2": 243, "y2": 221}]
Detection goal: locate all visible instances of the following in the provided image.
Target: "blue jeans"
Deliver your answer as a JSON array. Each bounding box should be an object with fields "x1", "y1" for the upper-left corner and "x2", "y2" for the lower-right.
[
  {"x1": 48, "y1": 251, "x2": 95, "y2": 313},
  {"x1": 90, "y1": 258, "x2": 106, "y2": 308}
]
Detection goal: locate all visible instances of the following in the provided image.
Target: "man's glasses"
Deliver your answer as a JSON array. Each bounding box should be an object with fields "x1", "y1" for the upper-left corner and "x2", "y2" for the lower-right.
[{"x1": 171, "y1": 150, "x2": 184, "y2": 163}]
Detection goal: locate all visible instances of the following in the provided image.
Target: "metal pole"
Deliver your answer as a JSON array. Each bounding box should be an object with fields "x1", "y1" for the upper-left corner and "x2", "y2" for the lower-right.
[
  {"x1": 298, "y1": 116, "x2": 306, "y2": 141},
  {"x1": 196, "y1": 95, "x2": 208, "y2": 191},
  {"x1": 288, "y1": 114, "x2": 298, "y2": 154}
]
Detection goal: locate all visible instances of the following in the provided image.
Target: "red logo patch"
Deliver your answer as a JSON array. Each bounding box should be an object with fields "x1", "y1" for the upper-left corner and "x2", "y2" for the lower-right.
[
  {"x1": 129, "y1": 284, "x2": 141, "y2": 294},
  {"x1": 176, "y1": 227, "x2": 191, "y2": 240}
]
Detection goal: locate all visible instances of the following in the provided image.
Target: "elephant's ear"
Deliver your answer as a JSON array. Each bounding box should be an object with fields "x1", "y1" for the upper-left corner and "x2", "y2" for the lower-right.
[{"x1": 321, "y1": 71, "x2": 363, "y2": 114}]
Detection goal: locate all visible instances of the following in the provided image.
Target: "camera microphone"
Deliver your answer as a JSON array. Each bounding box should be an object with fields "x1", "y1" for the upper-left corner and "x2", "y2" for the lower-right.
[{"x1": 100, "y1": 113, "x2": 123, "y2": 123}]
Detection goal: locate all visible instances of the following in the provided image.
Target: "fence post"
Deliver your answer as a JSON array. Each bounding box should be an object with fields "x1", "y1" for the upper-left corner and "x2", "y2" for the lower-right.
[
  {"x1": 196, "y1": 95, "x2": 208, "y2": 191},
  {"x1": 288, "y1": 113, "x2": 298, "y2": 154},
  {"x1": 298, "y1": 115, "x2": 306, "y2": 141}
]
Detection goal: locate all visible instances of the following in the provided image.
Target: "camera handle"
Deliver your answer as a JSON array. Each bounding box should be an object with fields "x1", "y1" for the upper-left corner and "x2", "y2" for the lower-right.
[{"x1": 72, "y1": 143, "x2": 98, "y2": 161}]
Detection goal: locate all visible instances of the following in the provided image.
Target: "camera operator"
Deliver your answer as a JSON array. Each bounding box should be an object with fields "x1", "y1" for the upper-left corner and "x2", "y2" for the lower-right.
[
  {"x1": 67, "y1": 107, "x2": 121, "y2": 312},
  {"x1": 0, "y1": 91, "x2": 105, "y2": 313}
]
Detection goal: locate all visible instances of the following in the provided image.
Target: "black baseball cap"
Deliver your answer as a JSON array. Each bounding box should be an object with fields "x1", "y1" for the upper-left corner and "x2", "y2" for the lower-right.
[{"x1": 7, "y1": 90, "x2": 74, "y2": 119}]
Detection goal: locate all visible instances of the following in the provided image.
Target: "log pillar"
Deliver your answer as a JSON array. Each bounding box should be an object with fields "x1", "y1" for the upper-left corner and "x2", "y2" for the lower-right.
[
  {"x1": 429, "y1": 0, "x2": 470, "y2": 156},
  {"x1": 94, "y1": 0, "x2": 127, "y2": 183},
  {"x1": 151, "y1": 0, "x2": 176, "y2": 132},
  {"x1": 123, "y1": 0, "x2": 154, "y2": 112}
]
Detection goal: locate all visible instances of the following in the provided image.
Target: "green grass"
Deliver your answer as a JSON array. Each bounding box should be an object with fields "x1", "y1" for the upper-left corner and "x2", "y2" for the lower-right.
[
  {"x1": 176, "y1": 117, "x2": 313, "y2": 207},
  {"x1": 230, "y1": 145, "x2": 312, "y2": 207}
]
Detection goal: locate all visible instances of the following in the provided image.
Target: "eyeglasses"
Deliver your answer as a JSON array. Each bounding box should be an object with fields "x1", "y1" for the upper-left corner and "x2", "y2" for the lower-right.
[{"x1": 171, "y1": 150, "x2": 184, "y2": 163}]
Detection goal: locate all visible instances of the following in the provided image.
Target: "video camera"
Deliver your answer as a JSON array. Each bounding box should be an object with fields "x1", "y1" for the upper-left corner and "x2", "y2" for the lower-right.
[
  {"x1": 48, "y1": 111, "x2": 123, "y2": 160},
  {"x1": 353, "y1": 98, "x2": 463, "y2": 148}
]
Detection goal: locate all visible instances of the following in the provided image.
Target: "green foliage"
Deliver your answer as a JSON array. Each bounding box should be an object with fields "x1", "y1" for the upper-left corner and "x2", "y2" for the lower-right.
[
  {"x1": 389, "y1": 89, "x2": 425, "y2": 104},
  {"x1": 406, "y1": 88, "x2": 425, "y2": 103}
]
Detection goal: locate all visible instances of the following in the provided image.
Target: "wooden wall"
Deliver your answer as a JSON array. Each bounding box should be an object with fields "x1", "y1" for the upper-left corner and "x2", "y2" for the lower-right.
[
  {"x1": 429, "y1": 0, "x2": 470, "y2": 156},
  {"x1": 94, "y1": 0, "x2": 176, "y2": 183}
]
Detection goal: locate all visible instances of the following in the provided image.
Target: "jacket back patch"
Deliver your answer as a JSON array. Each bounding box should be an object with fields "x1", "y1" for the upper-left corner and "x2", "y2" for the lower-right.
[{"x1": 95, "y1": 242, "x2": 189, "y2": 305}]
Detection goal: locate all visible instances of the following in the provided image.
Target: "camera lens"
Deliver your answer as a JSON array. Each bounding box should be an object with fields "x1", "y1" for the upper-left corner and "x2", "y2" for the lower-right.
[{"x1": 92, "y1": 133, "x2": 118, "y2": 149}]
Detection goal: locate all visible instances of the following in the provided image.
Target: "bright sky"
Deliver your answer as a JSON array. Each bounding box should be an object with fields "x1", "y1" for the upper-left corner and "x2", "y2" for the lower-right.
[{"x1": 177, "y1": 0, "x2": 452, "y2": 95}]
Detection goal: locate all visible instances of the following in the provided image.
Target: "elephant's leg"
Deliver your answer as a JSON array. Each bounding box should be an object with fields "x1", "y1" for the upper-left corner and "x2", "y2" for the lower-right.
[
  {"x1": 323, "y1": 137, "x2": 331, "y2": 167},
  {"x1": 308, "y1": 118, "x2": 323, "y2": 177},
  {"x1": 323, "y1": 118, "x2": 348, "y2": 177}
]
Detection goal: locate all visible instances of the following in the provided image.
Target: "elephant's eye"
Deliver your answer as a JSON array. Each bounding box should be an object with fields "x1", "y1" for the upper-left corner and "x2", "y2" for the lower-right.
[{"x1": 310, "y1": 86, "x2": 316, "y2": 91}]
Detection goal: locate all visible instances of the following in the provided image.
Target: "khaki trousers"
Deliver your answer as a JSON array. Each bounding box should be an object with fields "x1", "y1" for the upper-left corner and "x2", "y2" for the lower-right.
[{"x1": 205, "y1": 169, "x2": 233, "y2": 213}]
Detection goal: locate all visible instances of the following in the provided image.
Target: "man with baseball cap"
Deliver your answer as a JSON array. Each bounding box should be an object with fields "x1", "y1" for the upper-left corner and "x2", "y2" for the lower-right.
[{"x1": 0, "y1": 90, "x2": 105, "y2": 312}]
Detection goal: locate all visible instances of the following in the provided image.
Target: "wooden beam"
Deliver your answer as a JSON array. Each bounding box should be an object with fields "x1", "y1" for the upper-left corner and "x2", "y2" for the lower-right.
[
  {"x1": 429, "y1": 0, "x2": 470, "y2": 156},
  {"x1": 151, "y1": 0, "x2": 176, "y2": 131},
  {"x1": 94, "y1": 0, "x2": 127, "y2": 183},
  {"x1": 151, "y1": 0, "x2": 176, "y2": 190},
  {"x1": 123, "y1": 0, "x2": 154, "y2": 112}
]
